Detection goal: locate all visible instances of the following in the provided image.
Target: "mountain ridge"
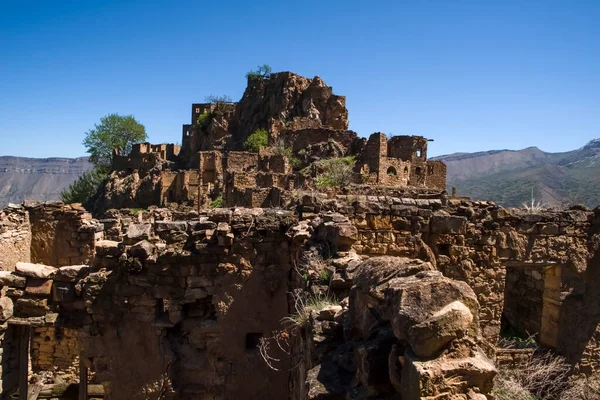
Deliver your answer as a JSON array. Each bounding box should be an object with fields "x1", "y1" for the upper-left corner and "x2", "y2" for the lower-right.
[
  {"x1": 434, "y1": 138, "x2": 600, "y2": 208},
  {"x1": 0, "y1": 156, "x2": 93, "y2": 207}
]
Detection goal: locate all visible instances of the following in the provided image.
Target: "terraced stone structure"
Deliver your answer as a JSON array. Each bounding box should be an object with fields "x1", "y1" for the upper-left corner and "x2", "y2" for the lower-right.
[{"x1": 96, "y1": 72, "x2": 446, "y2": 213}]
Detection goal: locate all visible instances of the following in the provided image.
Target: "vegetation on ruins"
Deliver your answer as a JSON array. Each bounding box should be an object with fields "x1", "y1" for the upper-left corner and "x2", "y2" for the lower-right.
[
  {"x1": 283, "y1": 291, "x2": 337, "y2": 327},
  {"x1": 244, "y1": 128, "x2": 269, "y2": 152},
  {"x1": 315, "y1": 156, "x2": 356, "y2": 189},
  {"x1": 492, "y1": 352, "x2": 571, "y2": 400},
  {"x1": 205, "y1": 94, "x2": 233, "y2": 114},
  {"x1": 209, "y1": 196, "x2": 223, "y2": 208},
  {"x1": 60, "y1": 168, "x2": 106, "y2": 205},
  {"x1": 271, "y1": 138, "x2": 301, "y2": 168},
  {"x1": 83, "y1": 113, "x2": 147, "y2": 171},
  {"x1": 246, "y1": 64, "x2": 272, "y2": 80},
  {"x1": 63, "y1": 113, "x2": 147, "y2": 208},
  {"x1": 196, "y1": 111, "x2": 213, "y2": 128}
]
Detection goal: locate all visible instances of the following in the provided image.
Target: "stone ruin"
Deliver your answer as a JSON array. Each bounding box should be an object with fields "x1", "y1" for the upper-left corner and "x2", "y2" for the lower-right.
[
  {"x1": 1, "y1": 71, "x2": 600, "y2": 400},
  {"x1": 1, "y1": 196, "x2": 600, "y2": 399},
  {"x1": 95, "y1": 72, "x2": 446, "y2": 213}
]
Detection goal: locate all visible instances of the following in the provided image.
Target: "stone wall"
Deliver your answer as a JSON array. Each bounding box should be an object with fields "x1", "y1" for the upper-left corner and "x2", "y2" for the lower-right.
[
  {"x1": 0, "y1": 207, "x2": 298, "y2": 399},
  {"x1": 0, "y1": 204, "x2": 30, "y2": 271},
  {"x1": 2, "y1": 200, "x2": 600, "y2": 398},
  {"x1": 294, "y1": 195, "x2": 600, "y2": 373},
  {"x1": 28, "y1": 202, "x2": 102, "y2": 267},
  {"x1": 31, "y1": 326, "x2": 79, "y2": 380}
]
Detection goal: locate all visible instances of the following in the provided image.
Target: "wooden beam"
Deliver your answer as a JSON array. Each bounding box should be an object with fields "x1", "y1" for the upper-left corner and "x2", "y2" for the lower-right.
[
  {"x1": 19, "y1": 325, "x2": 31, "y2": 400},
  {"x1": 78, "y1": 355, "x2": 88, "y2": 400}
]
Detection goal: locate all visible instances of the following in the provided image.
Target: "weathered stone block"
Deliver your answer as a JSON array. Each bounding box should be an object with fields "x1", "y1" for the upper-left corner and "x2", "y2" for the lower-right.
[
  {"x1": 0, "y1": 271, "x2": 26, "y2": 288},
  {"x1": 95, "y1": 240, "x2": 124, "y2": 257},
  {"x1": 15, "y1": 298, "x2": 49, "y2": 317},
  {"x1": 431, "y1": 215, "x2": 467, "y2": 234},
  {"x1": 155, "y1": 221, "x2": 188, "y2": 232},
  {"x1": 129, "y1": 240, "x2": 155, "y2": 259},
  {"x1": 54, "y1": 265, "x2": 90, "y2": 282},
  {"x1": 15, "y1": 262, "x2": 57, "y2": 279},
  {"x1": 0, "y1": 297, "x2": 14, "y2": 321},
  {"x1": 25, "y1": 279, "x2": 53, "y2": 296}
]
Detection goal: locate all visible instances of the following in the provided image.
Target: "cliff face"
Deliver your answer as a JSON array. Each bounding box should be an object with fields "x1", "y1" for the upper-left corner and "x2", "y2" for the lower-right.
[{"x1": 0, "y1": 156, "x2": 93, "y2": 207}]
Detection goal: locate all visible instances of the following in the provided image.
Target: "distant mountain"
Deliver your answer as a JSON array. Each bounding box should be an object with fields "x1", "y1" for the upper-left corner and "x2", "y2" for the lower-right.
[
  {"x1": 434, "y1": 139, "x2": 600, "y2": 208},
  {"x1": 0, "y1": 156, "x2": 93, "y2": 207}
]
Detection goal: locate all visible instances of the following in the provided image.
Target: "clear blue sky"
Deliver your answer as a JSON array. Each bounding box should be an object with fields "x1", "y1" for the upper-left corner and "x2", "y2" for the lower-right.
[{"x1": 1, "y1": 0, "x2": 598, "y2": 158}]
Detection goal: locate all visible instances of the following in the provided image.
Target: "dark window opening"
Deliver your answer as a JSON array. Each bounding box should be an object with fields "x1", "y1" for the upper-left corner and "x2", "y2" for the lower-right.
[
  {"x1": 404, "y1": 166, "x2": 409, "y2": 174},
  {"x1": 437, "y1": 243, "x2": 451, "y2": 256},
  {"x1": 245, "y1": 332, "x2": 263, "y2": 351},
  {"x1": 155, "y1": 299, "x2": 169, "y2": 320},
  {"x1": 415, "y1": 167, "x2": 422, "y2": 175},
  {"x1": 387, "y1": 166, "x2": 397, "y2": 176}
]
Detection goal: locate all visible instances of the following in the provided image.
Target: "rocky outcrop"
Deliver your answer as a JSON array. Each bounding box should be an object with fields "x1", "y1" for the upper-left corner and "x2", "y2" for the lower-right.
[
  {"x1": 301, "y1": 256, "x2": 496, "y2": 400},
  {"x1": 235, "y1": 72, "x2": 349, "y2": 147}
]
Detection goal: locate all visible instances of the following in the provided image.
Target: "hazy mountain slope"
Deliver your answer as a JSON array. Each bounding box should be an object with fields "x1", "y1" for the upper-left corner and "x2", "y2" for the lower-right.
[
  {"x1": 0, "y1": 157, "x2": 93, "y2": 207},
  {"x1": 435, "y1": 139, "x2": 600, "y2": 208}
]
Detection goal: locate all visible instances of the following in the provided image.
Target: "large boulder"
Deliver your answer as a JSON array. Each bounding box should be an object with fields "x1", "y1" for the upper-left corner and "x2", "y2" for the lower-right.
[{"x1": 347, "y1": 256, "x2": 495, "y2": 399}]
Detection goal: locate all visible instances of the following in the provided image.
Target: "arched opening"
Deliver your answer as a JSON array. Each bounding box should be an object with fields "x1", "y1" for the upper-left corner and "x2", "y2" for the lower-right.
[
  {"x1": 415, "y1": 167, "x2": 422, "y2": 175},
  {"x1": 404, "y1": 166, "x2": 409, "y2": 174},
  {"x1": 416, "y1": 149, "x2": 422, "y2": 158},
  {"x1": 387, "y1": 167, "x2": 397, "y2": 176}
]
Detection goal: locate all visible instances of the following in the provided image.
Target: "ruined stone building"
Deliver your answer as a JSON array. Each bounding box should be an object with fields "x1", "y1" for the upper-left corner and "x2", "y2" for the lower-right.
[
  {"x1": 2, "y1": 71, "x2": 599, "y2": 400},
  {"x1": 1, "y1": 197, "x2": 600, "y2": 399},
  {"x1": 99, "y1": 71, "x2": 446, "y2": 213}
]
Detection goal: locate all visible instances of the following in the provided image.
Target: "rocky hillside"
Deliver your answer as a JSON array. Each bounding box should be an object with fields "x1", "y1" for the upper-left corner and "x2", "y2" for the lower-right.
[
  {"x1": 0, "y1": 156, "x2": 93, "y2": 207},
  {"x1": 435, "y1": 138, "x2": 600, "y2": 207}
]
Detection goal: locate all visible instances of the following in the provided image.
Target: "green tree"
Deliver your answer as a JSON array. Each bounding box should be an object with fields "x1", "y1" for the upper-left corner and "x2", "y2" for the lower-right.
[
  {"x1": 244, "y1": 129, "x2": 269, "y2": 152},
  {"x1": 246, "y1": 64, "x2": 272, "y2": 80},
  {"x1": 60, "y1": 167, "x2": 106, "y2": 205},
  {"x1": 82, "y1": 113, "x2": 147, "y2": 171}
]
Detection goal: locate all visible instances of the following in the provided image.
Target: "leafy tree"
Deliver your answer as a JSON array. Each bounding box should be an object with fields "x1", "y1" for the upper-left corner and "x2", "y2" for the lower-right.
[
  {"x1": 246, "y1": 64, "x2": 272, "y2": 80},
  {"x1": 82, "y1": 113, "x2": 147, "y2": 171},
  {"x1": 244, "y1": 129, "x2": 269, "y2": 152},
  {"x1": 60, "y1": 167, "x2": 106, "y2": 205}
]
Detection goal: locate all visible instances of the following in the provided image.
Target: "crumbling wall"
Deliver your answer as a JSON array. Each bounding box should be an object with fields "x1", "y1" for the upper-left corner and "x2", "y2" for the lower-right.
[
  {"x1": 31, "y1": 326, "x2": 80, "y2": 380},
  {"x1": 28, "y1": 203, "x2": 102, "y2": 267},
  {"x1": 0, "y1": 208, "x2": 298, "y2": 399},
  {"x1": 0, "y1": 204, "x2": 30, "y2": 271}
]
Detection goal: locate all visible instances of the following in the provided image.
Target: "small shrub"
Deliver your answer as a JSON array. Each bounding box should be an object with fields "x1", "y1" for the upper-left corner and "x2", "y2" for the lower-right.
[
  {"x1": 246, "y1": 64, "x2": 272, "y2": 80},
  {"x1": 317, "y1": 268, "x2": 333, "y2": 285},
  {"x1": 283, "y1": 290, "x2": 338, "y2": 327},
  {"x1": 315, "y1": 156, "x2": 356, "y2": 189},
  {"x1": 273, "y1": 144, "x2": 300, "y2": 168},
  {"x1": 492, "y1": 352, "x2": 571, "y2": 400},
  {"x1": 209, "y1": 196, "x2": 223, "y2": 209},
  {"x1": 245, "y1": 129, "x2": 269, "y2": 152},
  {"x1": 196, "y1": 111, "x2": 214, "y2": 127}
]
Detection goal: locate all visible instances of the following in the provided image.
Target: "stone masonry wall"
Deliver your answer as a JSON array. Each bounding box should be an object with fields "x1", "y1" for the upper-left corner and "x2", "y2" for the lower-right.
[
  {"x1": 0, "y1": 206, "x2": 298, "y2": 399},
  {"x1": 0, "y1": 204, "x2": 30, "y2": 271},
  {"x1": 28, "y1": 202, "x2": 102, "y2": 267}
]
